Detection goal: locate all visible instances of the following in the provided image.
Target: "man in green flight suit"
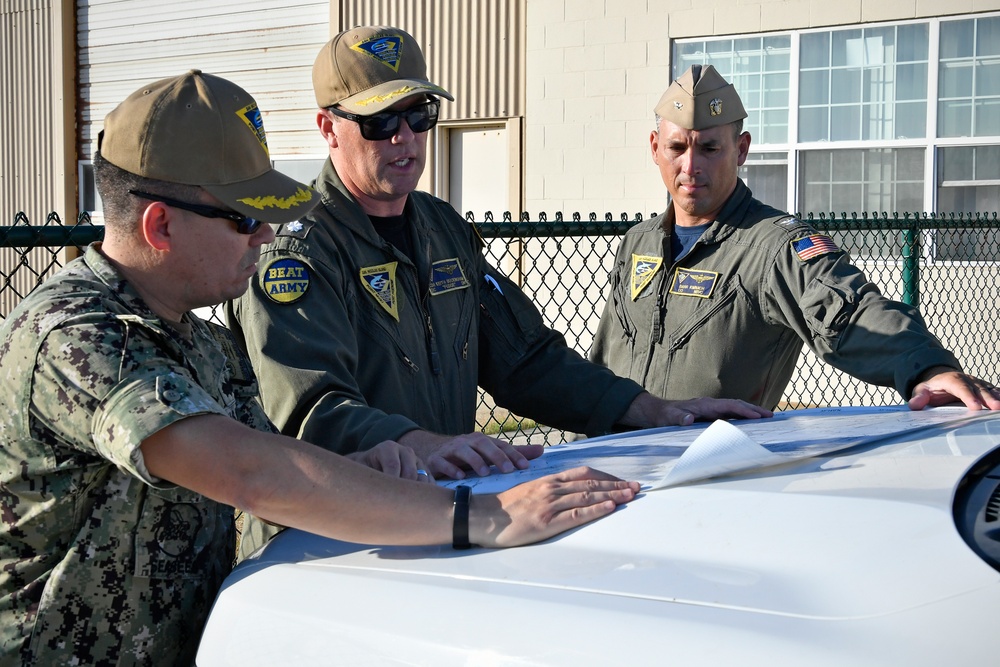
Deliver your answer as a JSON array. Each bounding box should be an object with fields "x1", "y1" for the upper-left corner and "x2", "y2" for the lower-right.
[{"x1": 590, "y1": 64, "x2": 1000, "y2": 413}]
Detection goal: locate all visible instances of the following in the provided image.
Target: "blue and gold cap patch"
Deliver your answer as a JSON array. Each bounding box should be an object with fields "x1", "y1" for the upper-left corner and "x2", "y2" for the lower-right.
[
  {"x1": 352, "y1": 35, "x2": 404, "y2": 72},
  {"x1": 261, "y1": 258, "x2": 310, "y2": 304},
  {"x1": 360, "y1": 262, "x2": 399, "y2": 321},
  {"x1": 631, "y1": 254, "x2": 664, "y2": 300}
]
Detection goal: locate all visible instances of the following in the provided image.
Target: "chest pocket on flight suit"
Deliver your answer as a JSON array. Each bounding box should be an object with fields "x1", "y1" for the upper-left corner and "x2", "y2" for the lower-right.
[{"x1": 478, "y1": 269, "x2": 544, "y2": 367}]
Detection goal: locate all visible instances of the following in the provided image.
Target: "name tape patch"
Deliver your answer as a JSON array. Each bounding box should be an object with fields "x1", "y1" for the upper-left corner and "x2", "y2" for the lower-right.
[
  {"x1": 429, "y1": 258, "x2": 470, "y2": 295},
  {"x1": 669, "y1": 268, "x2": 719, "y2": 298}
]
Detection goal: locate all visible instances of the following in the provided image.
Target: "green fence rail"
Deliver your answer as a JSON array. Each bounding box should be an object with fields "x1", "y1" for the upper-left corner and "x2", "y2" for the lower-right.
[{"x1": 4, "y1": 210, "x2": 999, "y2": 445}]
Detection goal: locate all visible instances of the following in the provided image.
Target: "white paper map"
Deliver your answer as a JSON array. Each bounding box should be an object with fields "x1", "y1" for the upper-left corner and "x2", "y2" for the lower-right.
[{"x1": 440, "y1": 405, "x2": 993, "y2": 494}]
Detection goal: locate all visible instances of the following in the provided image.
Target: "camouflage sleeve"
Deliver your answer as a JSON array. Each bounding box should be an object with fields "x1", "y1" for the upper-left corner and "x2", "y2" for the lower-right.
[{"x1": 33, "y1": 318, "x2": 230, "y2": 486}]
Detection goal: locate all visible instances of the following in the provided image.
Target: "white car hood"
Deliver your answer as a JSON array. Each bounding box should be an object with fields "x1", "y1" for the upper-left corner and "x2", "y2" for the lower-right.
[{"x1": 199, "y1": 409, "x2": 1000, "y2": 666}]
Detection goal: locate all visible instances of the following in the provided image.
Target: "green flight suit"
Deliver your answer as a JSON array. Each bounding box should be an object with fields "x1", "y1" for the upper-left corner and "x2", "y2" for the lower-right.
[
  {"x1": 591, "y1": 180, "x2": 961, "y2": 410},
  {"x1": 228, "y1": 159, "x2": 643, "y2": 453}
]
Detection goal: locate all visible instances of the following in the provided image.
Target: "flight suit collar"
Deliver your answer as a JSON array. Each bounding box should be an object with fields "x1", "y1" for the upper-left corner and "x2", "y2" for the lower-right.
[{"x1": 690, "y1": 179, "x2": 755, "y2": 247}]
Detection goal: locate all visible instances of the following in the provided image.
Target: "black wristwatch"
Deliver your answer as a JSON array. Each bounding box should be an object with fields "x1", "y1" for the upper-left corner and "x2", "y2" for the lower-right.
[{"x1": 452, "y1": 485, "x2": 473, "y2": 549}]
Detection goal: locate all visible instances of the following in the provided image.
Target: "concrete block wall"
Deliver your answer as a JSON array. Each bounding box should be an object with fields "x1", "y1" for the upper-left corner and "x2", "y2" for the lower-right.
[{"x1": 523, "y1": 0, "x2": 1000, "y2": 217}]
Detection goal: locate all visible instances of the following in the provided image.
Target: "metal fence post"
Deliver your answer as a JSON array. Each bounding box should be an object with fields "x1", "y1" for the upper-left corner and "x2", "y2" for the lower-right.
[{"x1": 900, "y1": 213, "x2": 919, "y2": 307}]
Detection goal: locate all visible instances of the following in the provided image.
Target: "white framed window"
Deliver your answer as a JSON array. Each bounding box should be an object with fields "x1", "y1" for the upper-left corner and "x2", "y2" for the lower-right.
[{"x1": 673, "y1": 12, "x2": 1000, "y2": 261}]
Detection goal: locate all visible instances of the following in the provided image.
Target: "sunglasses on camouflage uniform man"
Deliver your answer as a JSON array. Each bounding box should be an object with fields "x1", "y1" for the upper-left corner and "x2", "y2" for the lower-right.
[
  {"x1": 326, "y1": 99, "x2": 440, "y2": 141},
  {"x1": 128, "y1": 189, "x2": 265, "y2": 235}
]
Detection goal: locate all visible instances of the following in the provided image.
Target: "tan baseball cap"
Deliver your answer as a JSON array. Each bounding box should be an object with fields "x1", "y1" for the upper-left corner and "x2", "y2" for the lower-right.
[
  {"x1": 313, "y1": 25, "x2": 454, "y2": 113},
  {"x1": 654, "y1": 64, "x2": 747, "y2": 131},
  {"x1": 99, "y1": 70, "x2": 319, "y2": 224}
]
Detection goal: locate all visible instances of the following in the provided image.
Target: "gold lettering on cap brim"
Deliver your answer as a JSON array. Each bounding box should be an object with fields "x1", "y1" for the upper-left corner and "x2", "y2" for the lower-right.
[
  {"x1": 238, "y1": 187, "x2": 315, "y2": 211},
  {"x1": 355, "y1": 84, "x2": 446, "y2": 107}
]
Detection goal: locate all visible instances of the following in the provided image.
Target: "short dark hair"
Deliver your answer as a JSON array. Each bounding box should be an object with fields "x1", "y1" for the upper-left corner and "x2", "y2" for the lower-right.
[{"x1": 94, "y1": 152, "x2": 205, "y2": 234}]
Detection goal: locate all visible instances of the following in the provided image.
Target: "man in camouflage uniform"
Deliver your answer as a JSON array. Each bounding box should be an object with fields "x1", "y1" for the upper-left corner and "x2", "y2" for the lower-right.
[
  {"x1": 591, "y1": 65, "x2": 1000, "y2": 412},
  {"x1": 0, "y1": 71, "x2": 643, "y2": 666}
]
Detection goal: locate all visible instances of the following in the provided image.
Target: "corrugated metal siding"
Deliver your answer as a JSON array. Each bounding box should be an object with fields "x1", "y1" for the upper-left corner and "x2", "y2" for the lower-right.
[
  {"x1": 77, "y1": 0, "x2": 330, "y2": 159},
  {"x1": 341, "y1": 0, "x2": 525, "y2": 121},
  {"x1": 1, "y1": 0, "x2": 74, "y2": 317},
  {"x1": 2, "y1": 0, "x2": 59, "y2": 223}
]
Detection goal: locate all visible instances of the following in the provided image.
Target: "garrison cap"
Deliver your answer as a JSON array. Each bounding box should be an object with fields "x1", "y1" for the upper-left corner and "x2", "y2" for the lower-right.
[
  {"x1": 99, "y1": 70, "x2": 320, "y2": 224},
  {"x1": 313, "y1": 25, "x2": 454, "y2": 113},
  {"x1": 654, "y1": 64, "x2": 747, "y2": 130}
]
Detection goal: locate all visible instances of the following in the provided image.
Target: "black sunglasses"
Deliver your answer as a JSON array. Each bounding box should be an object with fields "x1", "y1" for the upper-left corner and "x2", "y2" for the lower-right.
[
  {"x1": 128, "y1": 190, "x2": 264, "y2": 235},
  {"x1": 327, "y1": 100, "x2": 440, "y2": 141}
]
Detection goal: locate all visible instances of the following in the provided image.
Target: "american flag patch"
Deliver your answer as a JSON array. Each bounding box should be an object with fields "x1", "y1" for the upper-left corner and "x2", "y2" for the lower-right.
[{"x1": 791, "y1": 234, "x2": 840, "y2": 261}]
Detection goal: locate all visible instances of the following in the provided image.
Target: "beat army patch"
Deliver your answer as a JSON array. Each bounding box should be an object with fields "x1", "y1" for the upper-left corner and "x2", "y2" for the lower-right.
[
  {"x1": 669, "y1": 268, "x2": 719, "y2": 298},
  {"x1": 360, "y1": 262, "x2": 400, "y2": 321},
  {"x1": 261, "y1": 258, "x2": 310, "y2": 304},
  {"x1": 631, "y1": 254, "x2": 664, "y2": 301},
  {"x1": 429, "y1": 258, "x2": 470, "y2": 295}
]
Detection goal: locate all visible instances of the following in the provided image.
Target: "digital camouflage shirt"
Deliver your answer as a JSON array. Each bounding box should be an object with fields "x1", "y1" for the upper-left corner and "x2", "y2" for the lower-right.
[{"x1": 0, "y1": 245, "x2": 273, "y2": 666}]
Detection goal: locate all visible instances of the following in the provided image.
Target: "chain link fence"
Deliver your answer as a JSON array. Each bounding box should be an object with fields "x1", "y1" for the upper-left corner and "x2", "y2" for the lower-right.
[{"x1": 4, "y1": 211, "x2": 999, "y2": 447}]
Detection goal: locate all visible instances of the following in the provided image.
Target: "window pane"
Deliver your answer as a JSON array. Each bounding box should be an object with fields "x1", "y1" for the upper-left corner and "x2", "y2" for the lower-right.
[
  {"x1": 801, "y1": 32, "x2": 830, "y2": 69},
  {"x1": 938, "y1": 60, "x2": 974, "y2": 98},
  {"x1": 941, "y1": 19, "x2": 975, "y2": 60},
  {"x1": 759, "y1": 109, "x2": 790, "y2": 144},
  {"x1": 897, "y1": 147, "x2": 924, "y2": 181},
  {"x1": 974, "y1": 58, "x2": 1000, "y2": 96},
  {"x1": 939, "y1": 99, "x2": 973, "y2": 137},
  {"x1": 831, "y1": 150, "x2": 863, "y2": 181},
  {"x1": 896, "y1": 62, "x2": 927, "y2": 101},
  {"x1": 800, "y1": 70, "x2": 829, "y2": 105},
  {"x1": 831, "y1": 105, "x2": 860, "y2": 141},
  {"x1": 940, "y1": 146, "x2": 975, "y2": 181},
  {"x1": 832, "y1": 30, "x2": 864, "y2": 67},
  {"x1": 800, "y1": 149, "x2": 924, "y2": 220},
  {"x1": 976, "y1": 16, "x2": 1000, "y2": 57},
  {"x1": 975, "y1": 145, "x2": 1000, "y2": 179},
  {"x1": 764, "y1": 36, "x2": 791, "y2": 71},
  {"x1": 799, "y1": 107, "x2": 829, "y2": 141},
  {"x1": 894, "y1": 101, "x2": 926, "y2": 139},
  {"x1": 861, "y1": 102, "x2": 885, "y2": 141},
  {"x1": 894, "y1": 182, "x2": 923, "y2": 211},
  {"x1": 762, "y1": 72, "x2": 789, "y2": 108},
  {"x1": 973, "y1": 98, "x2": 1000, "y2": 136},
  {"x1": 831, "y1": 68, "x2": 862, "y2": 103},
  {"x1": 739, "y1": 157, "x2": 788, "y2": 210},
  {"x1": 897, "y1": 23, "x2": 929, "y2": 62}
]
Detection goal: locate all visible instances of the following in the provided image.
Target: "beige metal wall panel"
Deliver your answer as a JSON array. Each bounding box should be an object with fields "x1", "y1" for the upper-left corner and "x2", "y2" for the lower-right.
[
  {"x1": 1, "y1": 0, "x2": 75, "y2": 317},
  {"x1": 77, "y1": 0, "x2": 330, "y2": 159},
  {"x1": 339, "y1": 0, "x2": 525, "y2": 121},
  {"x1": 3, "y1": 0, "x2": 58, "y2": 223}
]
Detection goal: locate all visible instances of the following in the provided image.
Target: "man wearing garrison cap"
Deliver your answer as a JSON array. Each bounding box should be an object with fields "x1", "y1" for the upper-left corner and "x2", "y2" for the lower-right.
[{"x1": 591, "y1": 64, "x2": 1000, "y2": 413}]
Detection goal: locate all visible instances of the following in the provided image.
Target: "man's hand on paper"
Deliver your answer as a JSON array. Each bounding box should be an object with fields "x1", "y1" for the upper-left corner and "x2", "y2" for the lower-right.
[
  {"x1": 909, "y1": 367, "x2": 1000, "y2": 412},
  {"x1": 620, "y1": 392, "x2": 773, "y2": 429}
]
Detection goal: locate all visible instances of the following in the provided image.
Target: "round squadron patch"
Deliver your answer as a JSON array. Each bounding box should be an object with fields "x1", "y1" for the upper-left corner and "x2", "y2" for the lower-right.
[{"x1": 261, "y1": 258, "x2": 311, "y2": 304}]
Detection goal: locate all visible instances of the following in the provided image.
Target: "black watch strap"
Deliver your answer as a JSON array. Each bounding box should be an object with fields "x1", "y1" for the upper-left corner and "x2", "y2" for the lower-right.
[{"x1": 452, "y1": 485, "x2": 472, "y2": 549}]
